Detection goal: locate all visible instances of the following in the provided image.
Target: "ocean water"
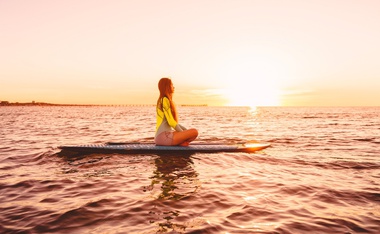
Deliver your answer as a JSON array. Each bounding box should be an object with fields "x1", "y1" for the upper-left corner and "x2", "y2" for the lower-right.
[{"x1": 0, "y1": 106, "x2": 379, "y2": 233}]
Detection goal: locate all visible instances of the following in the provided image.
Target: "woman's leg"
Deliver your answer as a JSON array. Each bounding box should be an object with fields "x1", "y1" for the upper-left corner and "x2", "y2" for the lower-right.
[
  {"x1": 172, "y1": 128, "x2": 198, "y2": 146},
  {"x1": 155, "y1": 131, "x2": 175, "y2": 146}
]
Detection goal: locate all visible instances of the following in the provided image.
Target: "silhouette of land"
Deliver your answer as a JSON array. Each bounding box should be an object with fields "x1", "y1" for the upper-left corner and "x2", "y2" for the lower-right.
[
  {"x1": 0, "y1": 101, "x2": 93, "y2": 106},
  {"x1": 0, "y1": 101, "x2": 207, "y2": 107}
]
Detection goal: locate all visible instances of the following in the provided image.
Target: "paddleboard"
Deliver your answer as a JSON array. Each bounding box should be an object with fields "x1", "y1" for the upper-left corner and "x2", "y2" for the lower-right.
[{"x1": 58, "y1": 142, "x2": 270, "y2": 154}]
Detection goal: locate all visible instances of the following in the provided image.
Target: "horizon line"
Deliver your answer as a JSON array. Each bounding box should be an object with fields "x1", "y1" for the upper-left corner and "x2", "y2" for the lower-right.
[{"x1": 1, "y1": 101, "x2": 379, "y2": 108}]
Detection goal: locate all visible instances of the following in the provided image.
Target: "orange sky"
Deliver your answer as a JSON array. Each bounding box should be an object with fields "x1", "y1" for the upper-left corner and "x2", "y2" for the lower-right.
[{"x1": 1, "y1": 0, "x2": 379, "y2": 106}]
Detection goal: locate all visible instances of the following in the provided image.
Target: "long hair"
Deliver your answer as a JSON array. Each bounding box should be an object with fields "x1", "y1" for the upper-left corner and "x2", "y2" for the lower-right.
[{"x1": 157, "y1": 78, "x2": 177, "y2": 121}]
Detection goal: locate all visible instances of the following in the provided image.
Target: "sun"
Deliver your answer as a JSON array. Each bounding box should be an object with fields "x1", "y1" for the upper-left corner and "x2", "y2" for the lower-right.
[
  {"x1": 219, "y1": 61, "x2": 283, "y2": 107},
  {"x1": 224, "y1": 85, "x2": 281, "y2": 107},
  {"x1": 215, "y1": 47, "x2": 291, "y2": 107}
]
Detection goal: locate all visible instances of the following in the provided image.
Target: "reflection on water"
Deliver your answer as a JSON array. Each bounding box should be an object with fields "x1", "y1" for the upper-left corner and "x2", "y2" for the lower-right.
[
  {"x1": 1, "y1": 106, "x2": 380, "y2": 233},
  {"x1": 57, "y1": 151, "x2": 203, "y2": 232},
  {"x1": 144, "y1": 153, "x2": 201, "y2": 232},
  {"x1": 147, "y1": 153, "x2": 199, "y2": 200}
]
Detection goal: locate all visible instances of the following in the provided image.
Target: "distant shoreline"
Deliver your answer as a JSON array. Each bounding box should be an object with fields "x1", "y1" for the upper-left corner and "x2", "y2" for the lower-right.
[
  {"x1": 0, "y1": 101, "x2": 208, "y2": 107},
  {"x1": 1, "y1": 102, "x2": 379, "y2": 108}
]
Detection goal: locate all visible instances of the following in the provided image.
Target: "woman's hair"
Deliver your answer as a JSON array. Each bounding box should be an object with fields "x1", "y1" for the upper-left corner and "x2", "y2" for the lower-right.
[{"x1": 157, "y1": 78, "x2": 177, "y2": 121}]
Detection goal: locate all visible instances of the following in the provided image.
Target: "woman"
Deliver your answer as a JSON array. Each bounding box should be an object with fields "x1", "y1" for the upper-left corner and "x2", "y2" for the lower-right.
[{"x1": 155, "y1": 78, "x2": 198, "y2": 146}]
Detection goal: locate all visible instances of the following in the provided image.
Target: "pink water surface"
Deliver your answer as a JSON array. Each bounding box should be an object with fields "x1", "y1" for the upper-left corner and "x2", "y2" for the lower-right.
[{"x1": 1, "y1": 106, "x2": 379, "y2": 233}]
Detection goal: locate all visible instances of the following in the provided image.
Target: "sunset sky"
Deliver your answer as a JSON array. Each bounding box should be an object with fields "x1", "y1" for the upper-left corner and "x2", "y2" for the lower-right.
[{"x1": 1, "y1": 0, "x2": 379, "y2": 106}]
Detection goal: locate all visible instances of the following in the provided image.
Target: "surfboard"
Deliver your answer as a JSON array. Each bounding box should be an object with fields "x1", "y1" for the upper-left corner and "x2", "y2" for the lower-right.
[{"x1": 58, "y1": 142, "x2": 270, "y2": 154}]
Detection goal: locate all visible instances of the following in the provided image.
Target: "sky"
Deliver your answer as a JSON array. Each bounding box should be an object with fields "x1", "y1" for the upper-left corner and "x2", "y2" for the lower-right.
[{"x1": 1, "y1": 0, "x2": 380, "y2": 106}]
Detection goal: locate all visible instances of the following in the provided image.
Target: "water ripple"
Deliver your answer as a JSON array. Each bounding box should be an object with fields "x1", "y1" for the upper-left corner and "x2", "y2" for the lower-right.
[{"x1": 1, "y1": 106, "x2": 380, "y2": 233}]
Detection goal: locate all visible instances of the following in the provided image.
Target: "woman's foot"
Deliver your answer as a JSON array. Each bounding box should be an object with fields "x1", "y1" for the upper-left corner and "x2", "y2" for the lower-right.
[{"x1": 179, "y1": 141, "x2": 190, "y2": 147}]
